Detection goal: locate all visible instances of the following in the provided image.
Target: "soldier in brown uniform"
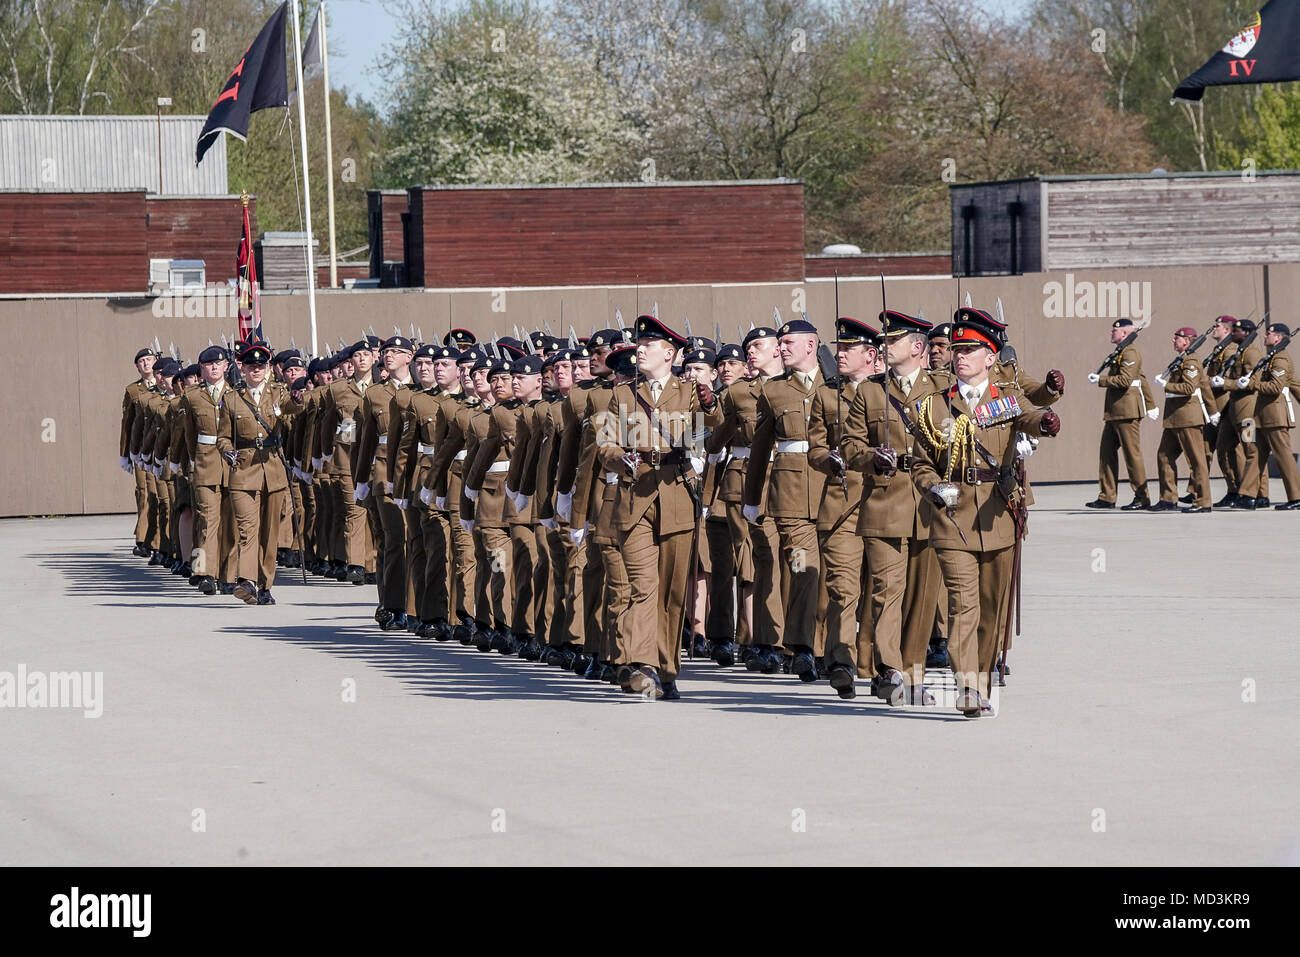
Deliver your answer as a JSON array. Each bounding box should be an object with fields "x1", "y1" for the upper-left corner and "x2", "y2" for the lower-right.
[
  {"x1": 167, "y1": 364, "x2": 202, "y2": 579},
  {"x1": 807, "y1": 318, "x2": 877, "y2": 697},
  {"x1": 840, "y1": 310, "x2": 948, "y2": 704},
  {"x1": 353, "y1": 335, "x2": 416, "y2": 631},
  {"x1": 1212, "y1": 318, "x2": 1265, "y2": 508},
  {"x1": 743, "y1": 317, "x2": 826, "y2": 681},
  {"x1": 596, "y1": 316, "x2": 722, "y2": 699},
  {"x1": 129, "y1": 362, "x2": 177, "y2": 565},
  {"x1": 319, "y1": 342, "x2": 375, "y2": 583},
  {"x1": 555, "y1": 329, "x2": 622, "y2": 676},
  {"x1": 499, "y1": 353, "x2": 546, "y2": 658},
  {"x1": 275, "y1": 354, "x2": 308, "y2": 567},
  {"x1": 299, "y1": 358, "x2": 335, "y2": 574},
  {"x1": 179, "y1": 346, "x2": 232, "y2": 593},
  {"x1": 1203, "y1": 316, "x2": 1239, "y2": 504},
  {"x1": 1151, "y1": 326, "x2": 1214, "y2": 512},
  {"x1": 910, "y1": 312, "x2": 1061, "y2": 716},
  {"x1": 678, "y1": 344, "x2": 727, "y2": 660},
  {"x1": 121, "y1": 347, "x2": 159, "y2": 556},
  {"x1": 704, "y1": 326, "x2": 785, "y2": 671},
  {"x1": 1086, "y1": 318, "x2": 1150, "y2": 510},
  {"x1": 1246, "y1": 323, "x2": 1300, "y2": 509},
  {"x1": 217, "y1": 342, "x2": 292, "y2": 605}
]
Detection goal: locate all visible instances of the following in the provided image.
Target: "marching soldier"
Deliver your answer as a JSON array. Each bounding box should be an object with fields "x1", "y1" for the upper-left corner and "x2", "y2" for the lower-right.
[
  {"x1": 926, "y1": 322, "x2": 952, "y2": 371},
  {"x1": 840, "y1": 310, "x2": 947, "y2": 704},
  {"x1": 1151, "y1": 327, "x2": 1213, "y2": 512},
  {"x1": 743, "y1": 317, "x2": 826, "y2": 682},
  {"x1": 121, "y1": 347, "x2": 159, "y2": 556},
  {"x1": 1204, "y1": 316, "x2": 1239, "y2": 505},
  {"x1": 218, "y1": 341, "x2": 292, "y2": 605},
  {"x1": 1212, "y1": 318, "x2": 1265, "y2": 509},
  {"x1": 807, "y1": 317, "x2": 876, "y2": 697},
  {"x1": 910, "y1": 311, "x2": 1060, "y2": 716},
  {"x1": 595, "y1": 316, "x2": 722, "y2": 699},
  {"x1": 1247, "y1": 323, "x2": 1300, "y2": 509},
  {"x1": 180, "y1": 346, "x2": 232, "y2": 593},
  {"x1": 1086, "y1": 318, "x2": 1150, "y2": 510},
  {"x1": 319, "y1": 342, "x2": 375, "y2": 585}
]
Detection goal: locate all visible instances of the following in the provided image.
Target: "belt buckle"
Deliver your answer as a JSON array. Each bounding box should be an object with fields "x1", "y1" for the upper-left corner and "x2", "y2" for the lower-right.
[
  {"x1": 649, "y1": 447, "x2": 661, "y2": 469},
  {"x1": 899, "y1": 454, "x2": 912, "y2": 472},
  {"x1": 963, "y1": 466, "x2": 977, "y2": 485}
]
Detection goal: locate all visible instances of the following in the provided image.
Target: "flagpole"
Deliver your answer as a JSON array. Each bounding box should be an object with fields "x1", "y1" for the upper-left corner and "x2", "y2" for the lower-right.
[
  {"x1": 320, "y1": 1, "x2": 339, "y2": 289},
  {"x1": 289, "y1": 0, "x2": 319, "y2": 355}
]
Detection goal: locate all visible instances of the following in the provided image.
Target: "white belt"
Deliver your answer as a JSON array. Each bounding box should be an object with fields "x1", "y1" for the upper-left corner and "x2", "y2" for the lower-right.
[
  {"x1": 377, "y1": 435, "x2": 388, "y2": 445},
  {"x1": 776, "y1": 439, "x2": 809, "y2": 454},
  {"x1": 454, "y1": 450, "x2": 467, "y2": 461},
  {"x1": 730, "y1": 445, "x2": 751, "y2": 460},
  {"x1": 1192, "y1": 387, "x2": 1211, "y2": 424},
  {"x1": 197, "y1": 434, "x2": 217, "y2": 445},
  {"x1": 1285, "y1": 386, "x2": 1296, "y2": 426},
  {"x1": 418, "y1": 443, "x2": 436, "y2": 454},
  {"x1": 605, "y1": 472, "x2": 618, "y2": 484},
  {"x1": 1131, "y1": 378, "x2": 1148, "y2": 417},
  {"x1": 487, "y1": 461, "x2": 509, "y2": 473}
]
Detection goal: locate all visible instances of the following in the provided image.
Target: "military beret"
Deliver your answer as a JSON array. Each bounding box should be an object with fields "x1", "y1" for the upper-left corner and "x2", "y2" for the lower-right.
[
  {"x1": 413, "y1": 343, "x2": 437, "y2": 361},
  {"x1": 882, "y1": 310, "x2": 933, "y2": 336},
  {"x1": 155, "y1": 358, "x2": 181, "y2": 377},
  {"x1": 684, "y1": 347, "x2": 716, "y2": 366},
  {"x1": 635, "y1": 315, "x2": 687, "y2": 348},
  {"x1": 497, "y1": 337, "x2": 526, "y2": 360},
  {"x1": 686, "y1": 336, "x2": 716, "y2": 353},
  {"x1": 833, "y1": 317, "x2": 880, "y2": 345},
  {"x1": 1112, "y1": 318, "x2": 1135, "y2": 329},
  {"x1": 456, "y1": 345, "x2": 486, "y2": 365},
  {"x1": 431, "y1": 344, "x2": 461, "y2": 361},
  {"x1": 134, "y1": 347, "x2": 157, "y2": 362},
  {"x1": 238, "y1": 342, "x2": 272, "y2": 364},
  {"x1": 444, "y1": 328, "x2": 477, "y2": 348},
  {"x1": 485, "y1": 358, "x2": 512, "y2": 377},
  {"x1": 181, "y1": 363, "x2": 201, "y2": 380},
  {"x1": 1215, "y1": 315, "x2": 1236, "y2": 325},
  {"x1": 283, "y1": 356, "x2": 307, "y2": 370},
  {"x1": 307, "y1": 358, "x2": 326, "y2": 377},
  {"x1": 714, "y1": 343, "x2": 745, "y2": 365},
  {"x1": 928, "y1": 322, "x2": 954, "y2": 340},
  {"x1": 364, "y1": 335, "x2": 383, "y2": 349},
  {"x1": 777, "y1": 318, "x2": 818, "y2": 337},
  {"x1": 588, "y1": 329, "x2": 625, "y2": 349},
  {"x1": 1270, "y1": 323, "x2": 1291, "y2": 336},
  {"x1": 199, "y1": 345, "x2": 226, "y2": 364},
  {"x1": 325, "y1": 353, "x2": 345, "y2": 371},
  {"x1": 511, "y1": 355, "x2": 543, "y2": 376},
  {"x1": 1235, "y1": 319, "x2": 1256, "y2": 333},
  {"x1": 347, "y1": 339, "x2": 368, "y2": 354},
  {"x1": 382, "y1": 335, "x2": 415, "y2": 352},
  {"x1": 537, "y1": 334, "x2": 565, "y2": 354},
  {"x1": 271, "y1": 350, "x2": 291, "y2": 365},
  {"x1": 288, "y1": 375, "x2": 311, "y2": 392},
  {"x1": 1174, "y1": 326, "x2": 1198, "y2": 338},
  {"x1": 607, "y1": 345, "x2": 638, "y2": 377},
  {"x1": 742, "y1": 326, "x2": 778, "y2": 348}
]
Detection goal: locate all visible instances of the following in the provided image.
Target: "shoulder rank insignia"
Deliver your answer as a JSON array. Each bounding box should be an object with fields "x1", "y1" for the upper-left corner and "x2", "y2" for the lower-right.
[{"x1": 972, "y1": 394, "x2": 1021, "y2": 429}]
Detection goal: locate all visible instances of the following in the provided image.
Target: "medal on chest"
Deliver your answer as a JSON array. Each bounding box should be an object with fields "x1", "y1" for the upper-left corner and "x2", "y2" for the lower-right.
[{"x1": 971, "y1": 394, "x2": 1021, "y2": 429}]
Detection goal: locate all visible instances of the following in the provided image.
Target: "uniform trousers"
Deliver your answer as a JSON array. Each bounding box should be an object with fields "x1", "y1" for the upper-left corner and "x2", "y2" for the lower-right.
[
  {"x1": 231, "y1": 486, "x2": 285, "y2": 589},
  {"x1": 332, "y1": 474, "x2": 370, "y2": 567},
  {"x1": 478, "y1": 525, "x2": 513, "y2": 631},
  {"x1": 510, "y1": 524, "x2": 538, "y2": 637},
  {"x1": 192, "y1": 484, "x2": 224, "y2": 577},
  {"x1": 1258, "y1": 427, "x2": 1300, "y2": 502},
  {"x1": 750, "y1": 515, "x2": 786, "y2": 648},
  {"x1": 1226, "y1": 398, "x2": 1261, "y2": 499},
  {"x1": 935, "y1": 546, "x2": 1015, "y2": 697},
  {"x1": 723, "y1": 502, "x2": 753, "y2": 646},
  {"x1": 134, "y1": 466, "x2": 150, "y2": 543},
  {"x1": 820, "y1": 523, "x2": 869, "y2": 674},
  {"x1": 774, "y1": 516, "x2": 819, "y2": 651},
  {"x1": 866, "y1": 537, "x2": 939, "y2": 682},
  {"x1": 374, "y1": 489, "x2": 409, "y2": 611},
  {"x1": 447, "y1": 506, "x2": 476, "y2": 622},
  {"x1": 618, "y1": 499, "x2": 691, "y2": 681},
  {"x1": 704, "y1": 516, "x2": 735, "y2": 640},
  {"x1": 1097, "y1": 418, "x2": 1146, "y2": 501},
  {"x1": 1157, "y1": 426, "x2": 1211, "y2": 506}
]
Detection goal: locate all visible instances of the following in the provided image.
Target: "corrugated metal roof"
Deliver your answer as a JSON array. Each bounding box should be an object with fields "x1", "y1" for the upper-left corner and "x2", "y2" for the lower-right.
[{"x1": 0, "y1": 115, "x2": 227, "y2": 194}]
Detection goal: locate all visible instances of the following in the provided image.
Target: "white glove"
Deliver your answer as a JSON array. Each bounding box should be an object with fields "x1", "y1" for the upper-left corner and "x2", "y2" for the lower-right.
[
  {"x1": 930, "y1": 483, "x2": 960, "y2": 508},
  {"x1": 118, "y1": 456, "x2": 132, "y2": 473},
  {"x1": 169, "y1": 461, "x2": 181, "y2": 475},
  {"x1": 514, "y1": 493, "x2": 530, "y2": 513},
  {"x1": 465, "y1": 487, "x2": 479, "y2": 502},
  {"x1": 395, "y1": 498, "x2": 408, "y2": 511},
  {"x1": 419, "y1": 487, "x2": 434, "y2": 506},
  {"x1": 1146, "y1": 407, "x2": 1160, "y2": 421},
  {"x1": 130, "y1": 452, "x2": 140, "y2": 467},
  {"x1": 152, "y1": 464, "x2": 162, "y2": 477},
  {"x1": 1211, "y1": 375, "x2": 1225, "y2": 388},
  {"x1": 1209, "y1": 412, "x2": 1222, "y2": 426},
  {"x1": 384, "y1": 481, "x2": 394, "y2": 495},
  {"x1": 701, "y1": 506, "x2": 711, "y2": 519},
  {"x1": 556, "y1": 491, "x2": 573, "y2": 523},
  {"x1": 460, "y1": 518, "x2": 474, "y2": 533},
  {"x1": 354, "y1": 482, "x2": 370, "y2": 502},
  {"x1": 1014, "y1": 433, "x2": 1037, "y2": 459},
  {"x1": 188, "y1": 460, "x2": 195, "y2": 473},
  {"x1": 322, "y1": 452, "x2": 334, "y2": 465},
  {"x1": 1154, "y1": 374, "x2": 1167, "y2": 389},
  {"x1": 689, "y1": 455, "x2": 705, "y2": 476},
  {"x1": 1237, "y1": 376, "x2": 1251, "y2": 389},
  {"x1": 570, "y1": 525, "x2": 587, "y2": 545},
  {"x1": 541, "y1": 516, "x2": 558, "y2": 531},
  {"x1": 505, "y1": 485, "x2": 518, "y2": 501},
  {"x1": 743, "y1": 504, "x2": 760, "y2": 524},
  {"x1": 311, "y1": 456, "x2": 322, "y2": 471},
  {"x1": 1087, "y1": 373, "x2": 1100, "y2": 384},
  {"x1": 435, "y1": 495, "x2": 447, "y2": 511}
]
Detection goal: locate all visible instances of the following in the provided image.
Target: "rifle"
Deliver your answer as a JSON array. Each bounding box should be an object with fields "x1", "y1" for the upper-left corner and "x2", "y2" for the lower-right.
[
  {"x1": 1202, "y1": 309, "x2": 1259, "y2": 371},
  {"x1": 1246, "y1": 326, "x2": 1288, "y2": 379},
  {"x1": 833, "y1": 270, "x2": 846, "y2": 496},
  {"x1": 879, "y1": 273, "x2": 892, "y2": 458},
  {"x1": 1094, "y1": 329, "x2": 1139, "y2": 376},
  {"x1": 1162, "y1": 322, "x2": 1215, "y2": 379}
]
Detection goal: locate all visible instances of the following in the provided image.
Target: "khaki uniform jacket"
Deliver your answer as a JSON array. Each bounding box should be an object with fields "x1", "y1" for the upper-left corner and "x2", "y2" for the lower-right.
[
  {"x1": 218, "y1": 385, "x2": 289, "y2": 493},
  {"x1": 353, "y1": 379, "x2": 412, "y2": 488},
  {"x1": 911, "y1": 380, "x2": 1051, "y2": 552},
  {"x1": 529, "y1": 394, "x2": 566, "y2": 520},
  {"x1": 467, "y1": 399, "x2": 531, "y2": 525},
  {"x1": 1255, "y1": 349, "x2": 1296, "y2": 429},
  {"x1": 137, "y1": 391, "x2": 172, "y2": 464},
  {"x1": 1161, "y1": 356, "x2": 1211, "y2": 429},
  {"x1": 743, "y1": 369, "x2": 825, "y2": 519},
  {"x1": 841, "y1": 370, "x2": 948, "y2": 540},
  {"x1": 318, "y1": 376, "x2": 372, "y2": 477},
  {"x1": 703, "y1": 377, "x2": 768, "y2": 511},
  {"x1": 596, "y1": 376, "x2": 723, "y2": 535},
  {"x1": 555, "y1": 378, "x2": 610, "y2": 495},
  {"x1": 120, "y1": 379, "x2": 153, "y2": 457},
  {"x1": 1205, "y1": 341, "x2": 1237, "y2": 413},
  {"x1": 506, "y1": 400, "x2": 544, "y2": 501},
  {"x1": 1098, "y1": 345, "x2": 1144, "y2": 421},
  {"x1": 806, "y1": 378, "x2": 863, "y2": 531},
  {"x1": 568, "y1": 380, "x2": 616, "y2": 524},
  {"x1": 423, "y1": 394, "x2": 476, "y2": 503},
  {"x1": 390, "y1": 386, "x2": 440, "y2": 502},
  {"x1": 165, "y1": 396, "x2": 188, "y2": 472},
  {"x1": 181, "y1": 384, "x2": 230, "y2": 488},
  {"x1": 127, "y1": 387, "x2": 158, "y2": 459}
]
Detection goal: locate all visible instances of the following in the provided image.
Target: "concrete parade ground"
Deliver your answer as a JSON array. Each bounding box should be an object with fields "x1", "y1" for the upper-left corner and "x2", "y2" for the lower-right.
[{"x1": 1, "y1": 480, "x2": 1296, "y2": 867}]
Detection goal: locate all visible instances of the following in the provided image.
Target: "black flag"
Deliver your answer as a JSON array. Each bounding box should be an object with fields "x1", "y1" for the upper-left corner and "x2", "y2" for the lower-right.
[
  {"x1": 195, "y1": 1, "x2": 290, "y2": 165},
  {"x1": 1172, "y1": 2, "x2": 1300, "y2": 102}
]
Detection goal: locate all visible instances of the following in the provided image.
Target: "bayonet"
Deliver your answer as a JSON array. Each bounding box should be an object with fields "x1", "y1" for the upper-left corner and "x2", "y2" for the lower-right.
[
  {"x1": 995, "y1": 297, "x2": 1005, "y2": 327},
  {"x1": 773, "y1": 306, "x2": 781, "y2": 327}
]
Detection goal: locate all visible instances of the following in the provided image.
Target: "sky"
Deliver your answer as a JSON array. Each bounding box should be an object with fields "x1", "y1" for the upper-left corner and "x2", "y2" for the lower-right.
[{"x1": 324, "y1": 0, "x2": 1038, "y2": 113}]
